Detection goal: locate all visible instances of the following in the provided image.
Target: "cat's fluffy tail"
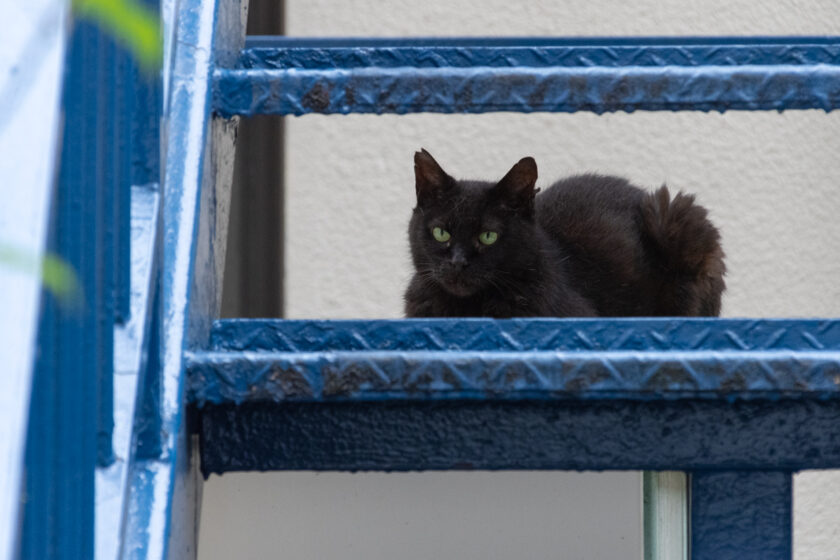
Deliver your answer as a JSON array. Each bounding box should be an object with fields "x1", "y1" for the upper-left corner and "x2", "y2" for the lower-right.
[{"x1": 640, "y1": 186, "x2": 726, "y2": 316}]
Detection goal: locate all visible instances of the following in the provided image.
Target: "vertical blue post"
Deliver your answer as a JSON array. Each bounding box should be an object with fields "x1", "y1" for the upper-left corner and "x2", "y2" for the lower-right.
[
  {"x1": 96, "y1": 27, "x2": 116, "y2": 467},
  {"x1": 130, "y1": 0, "x2": 162, "y2": 190},
  {"x1": 690, "y1": 471, "x2": 792, "y2": 560},
  {"x1": 114, "y1": 39, "x2": 131, "y2": 324}
]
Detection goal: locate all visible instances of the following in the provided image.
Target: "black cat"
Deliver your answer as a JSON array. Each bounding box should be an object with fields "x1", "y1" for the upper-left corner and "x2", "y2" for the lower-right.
[{"x1": 404, "y1": 149, "x2": 725, "y2": 318}]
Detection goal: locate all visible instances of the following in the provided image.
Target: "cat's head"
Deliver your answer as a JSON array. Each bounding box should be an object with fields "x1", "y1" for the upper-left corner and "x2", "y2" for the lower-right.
[{"x1": 408, "y1": 149, "x2": 540, "y2": 297}]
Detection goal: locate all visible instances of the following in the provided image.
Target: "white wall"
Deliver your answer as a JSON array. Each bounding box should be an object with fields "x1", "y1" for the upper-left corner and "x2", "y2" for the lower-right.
[{"x1": 200, "y1": 1, "x2": 840, "y2": 558}]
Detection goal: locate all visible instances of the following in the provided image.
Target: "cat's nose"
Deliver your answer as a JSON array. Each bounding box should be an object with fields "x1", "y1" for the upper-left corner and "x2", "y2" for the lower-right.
[{"x1": 450, "y1": 248, "x2": 468, "y2": 269}]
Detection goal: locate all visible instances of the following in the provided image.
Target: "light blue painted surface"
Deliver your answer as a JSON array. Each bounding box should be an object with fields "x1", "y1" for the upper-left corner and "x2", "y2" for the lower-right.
[
  {"x1": 122, "y1": 0, "x2": 218, "y2": 548},
  {"x1": 121, "y1": 0, "x2": 245, "y2": 557},
  {"x1": 644, "y1": 472, "x2": 688, "y2": 560},
  {"x1": 96, "y1": 184, "x2": 160, "y2": 560},
  {"x1": 0, "y1": 3, "x2": 67, "y2": 558}
]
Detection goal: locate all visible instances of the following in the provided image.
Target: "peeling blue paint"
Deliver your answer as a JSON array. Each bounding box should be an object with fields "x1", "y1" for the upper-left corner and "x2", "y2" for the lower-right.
[
  {"x1": 241, "y1": 36, "x2": 840, "y2": 69},
  {"x1": 194, "y1": 317, "x2": 837, "y2": 559},
  {"x1": 121, "y1": 0, "x2": 246, "y2": 558},
  {"x1": 188, "y1": 348, "x2": 840, "y2": 404},
  {"x1": 187, "y1": 319, "x2": 840, "y2": 405},
  {"x1": 124, "y1": 0, "x2": 221, "y2": 552},
  {"x1": 214, "y1": 37, "x2": 840, "y2": 116}
]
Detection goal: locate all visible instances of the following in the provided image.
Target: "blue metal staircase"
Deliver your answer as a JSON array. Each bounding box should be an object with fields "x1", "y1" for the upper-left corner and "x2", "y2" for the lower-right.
[{"x1": 8, "y1": 0, "x2": 840, "y2": 559}]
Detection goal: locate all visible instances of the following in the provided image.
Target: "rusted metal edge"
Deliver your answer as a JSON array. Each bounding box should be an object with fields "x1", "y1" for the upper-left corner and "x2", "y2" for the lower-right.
[
  {"x1": 214, "y1": 62, "x2": 840, "y2": 117},
  {"x1": 186, "y1": 348, "x2": 840, "y2": 405}
]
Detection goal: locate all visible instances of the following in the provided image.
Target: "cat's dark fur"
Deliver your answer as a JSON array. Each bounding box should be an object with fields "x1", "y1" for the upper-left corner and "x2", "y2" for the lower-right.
[{"x1": 404, "y1": 149, "x2": 725, "y2": 318}]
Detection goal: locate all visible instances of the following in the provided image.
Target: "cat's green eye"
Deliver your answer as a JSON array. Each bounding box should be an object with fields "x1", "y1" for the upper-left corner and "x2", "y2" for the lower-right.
[
  {"x1": 479, "y1": 231, "x2": 499, "y2": 245},
  {"x1": 432, "y1": 227, "x2": 451, "y2": 243}
]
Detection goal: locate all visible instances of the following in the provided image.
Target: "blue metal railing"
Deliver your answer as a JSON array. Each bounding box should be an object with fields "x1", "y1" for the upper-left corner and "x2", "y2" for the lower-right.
[
  {"x1": 195, "y1": 31, "x2": 840, "y2": 560},
  {"x1": 13, "y1": 0, "x2": 840, "y2": 556}
]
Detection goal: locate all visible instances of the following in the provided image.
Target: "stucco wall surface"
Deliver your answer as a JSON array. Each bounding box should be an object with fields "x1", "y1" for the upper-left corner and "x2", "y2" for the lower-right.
[{"x1": 200, "y1": 1, "x2": 840, "y2": 559}]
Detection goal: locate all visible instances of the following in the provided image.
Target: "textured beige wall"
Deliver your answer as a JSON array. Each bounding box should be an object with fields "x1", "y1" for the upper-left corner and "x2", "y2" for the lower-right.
[
  {"x1": 200, "y1": 1, "x2": 840, "y2": 559},
  {"x1": 283, "y1": 111, "x2": 840, "y2": 319}
]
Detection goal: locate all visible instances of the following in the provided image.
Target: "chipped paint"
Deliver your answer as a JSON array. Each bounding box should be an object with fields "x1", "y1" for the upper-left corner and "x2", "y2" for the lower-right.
[
  {"x1": 187, "y1": 319, "x2": 840, "y2": 404},
  {"x1": 240, "y1": 36, "x2": 840, "y2": 69},
  {"x1": 194, "y1": 317, "x2": 840, "y2": 560},
  {"x1": 188, "y1": 348, "x2": 840, "y2": 403},
  {"x1": 121, "y1": 0, "x2": 246, "y2": 558},
  {"x1": 213, "y1": 38, "x2": 840, "y2": 117}
]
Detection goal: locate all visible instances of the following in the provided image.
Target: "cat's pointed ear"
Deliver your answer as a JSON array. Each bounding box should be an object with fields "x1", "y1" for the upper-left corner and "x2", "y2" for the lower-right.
[
  {"x1": 494, "y1": 157, "x2": 539, "y2": 215},
  {"x1": 414, "y1": 149, "x2": 452, "y2": 205}
]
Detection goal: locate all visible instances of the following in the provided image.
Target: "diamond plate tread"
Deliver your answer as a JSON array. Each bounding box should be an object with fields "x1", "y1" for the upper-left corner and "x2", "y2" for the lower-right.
[
  {"x1": 215, "y1": 38, "x2": 840, "y2": 116},
  {"x1": 209, "y1": 318, "x2": 840, "y2": 352},
  {"x1": 188, "y1": 319, "x2": 840, "y2": 405},
  {"x1": 241, "y1": 37, "x2": 840, "y2": 70}
]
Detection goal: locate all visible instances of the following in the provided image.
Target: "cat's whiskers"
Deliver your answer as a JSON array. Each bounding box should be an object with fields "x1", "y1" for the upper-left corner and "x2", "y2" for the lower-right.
[{"x1": 483, "y1": 272, "x2": 523, "y2": 296}]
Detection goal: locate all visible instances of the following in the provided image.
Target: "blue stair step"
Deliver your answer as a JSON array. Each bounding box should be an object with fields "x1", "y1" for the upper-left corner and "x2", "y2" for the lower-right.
[
  {"x1": 187, "y1": 318, "x2": 840, "y2": 474},
  {"x1": 214, "y1": 36, "x2": 840, "y2": 117}
]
